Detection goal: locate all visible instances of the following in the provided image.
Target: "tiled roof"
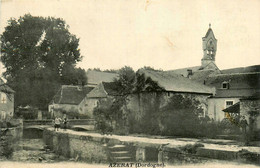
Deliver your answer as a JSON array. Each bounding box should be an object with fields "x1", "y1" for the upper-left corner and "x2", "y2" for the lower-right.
[
  {"x1": 190, "y1": 69, "x2": 219, "y2": 83},
  {"x1": 102, "y1": 82, "x2": 120, "y2": 96},
  {"x1": 206, "y1": 72, "x2": 260, "y2": 88},
  {"x1": 53, "y1": 85, "x2": 94, "y2": 105},
  {"x1": 86, "y1": 70, "x2": 119, "y2": 85},
  {"x1": 167, "y1": 66, "x2": 201, "y2": 77},
  {"x1": 138, "y1": 69, "x2": 214, "y2": 94},
  {"x1": 167, "y1": 62, "x2": 219, "y2": 79},
  {"x1": 213, "y1": 89, "x2": 259, "y2": 98},
  {"x1": 206, "y1": 73, "x2": 260, "y2": 98},
  {"x1": 87, "y1": 82, "x2": 120, "y2": 98},
  {"x1": 87, "y1": 83, "x2": 107, "y2": 98}
]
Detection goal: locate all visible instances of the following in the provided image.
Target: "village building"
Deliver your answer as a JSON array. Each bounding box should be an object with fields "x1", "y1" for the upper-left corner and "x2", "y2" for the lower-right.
[
  {"x1": 206, "y1": 72, "x2": 260, "y2": 122},
  {"x1": 48, "y1": 25, "x2": 259, "y2": 130},
  {"x1": 126, "y1": 69, "x2": 215, "y2": 121},
  {"x1": 167, "y1": 25, "x2": 260, "y2": 126},
  {"x1": 79, "y1": 81, "x2": 120, "y2": 118},
  {"x1": 0, "y1": 78, "x2": 15, "y2": 120},
  {"x1": 48, "y1": 70, "x2": 119, "y2": 119},
  {"x1": 48, "y1": 85, "x2": 94, "y2": 119},
  {"x1": 223, "y1": 95, "x2": 260, "y2": 136}
]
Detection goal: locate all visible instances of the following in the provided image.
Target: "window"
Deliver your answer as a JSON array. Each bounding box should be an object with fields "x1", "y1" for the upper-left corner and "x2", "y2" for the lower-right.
[
  {"x1": 226, "y1": 101, "x2": 233, "y2": 107},
  {"x1": 1, "y1": 93, "x2": 7, "y2": 104},
  {"x1": 222, "y1": 82, "x2": 229, "y2": 89},
  {"x1": 224, "y1": 100, "x2": 234, "y2": 118}
]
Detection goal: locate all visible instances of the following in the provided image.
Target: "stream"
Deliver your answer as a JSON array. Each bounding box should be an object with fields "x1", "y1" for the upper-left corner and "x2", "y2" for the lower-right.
[
  {"x1": 0, "y1": 128, "x2": 65, "y2": 163},
  {"x1": 1, "y1": 128, "x2": 259, "y2": 168}
]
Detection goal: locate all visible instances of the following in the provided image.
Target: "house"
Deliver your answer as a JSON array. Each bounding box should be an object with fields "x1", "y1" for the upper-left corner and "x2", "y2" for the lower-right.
[
  {"x1": 207, "y1": 72, "x2": 260, "y2": 122},
  {"x1": 222, "y1": 94, "x2": 260, "y2": 139},
  {"x1": 48, "y1": 85, "x2": 94, "y2": 118},
  {"x1": 0, "y1": 78, "x2": 15, "y2": 120},
  {"x1": 86, "y1": 70, "x2": 119, "y2": 87},
  {"x1": 48, "y1": 70, "x2": 119, "y2": 119},
  {"x1": 77, "y1": 82, "x2": 120, "y2": 118}
]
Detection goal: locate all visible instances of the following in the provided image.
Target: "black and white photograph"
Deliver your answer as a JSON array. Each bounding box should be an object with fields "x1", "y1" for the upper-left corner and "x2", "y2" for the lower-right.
[{"x1": 0, "y1": 0, "x2": 259, "y2": 168}]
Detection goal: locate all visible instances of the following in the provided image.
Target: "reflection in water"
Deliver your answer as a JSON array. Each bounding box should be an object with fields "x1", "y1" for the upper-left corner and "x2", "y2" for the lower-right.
[
  {"x1": 0, "y1": 128, "x2": 63, "y2": 163},
  {"x1": 11, "y1": 139, "x2": 59, "y2": 162}
]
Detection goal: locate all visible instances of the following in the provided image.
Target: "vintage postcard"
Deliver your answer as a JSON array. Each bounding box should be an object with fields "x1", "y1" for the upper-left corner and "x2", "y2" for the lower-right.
[{"x1": 0, "y1": 0, "x2": 259, "y2": 168}]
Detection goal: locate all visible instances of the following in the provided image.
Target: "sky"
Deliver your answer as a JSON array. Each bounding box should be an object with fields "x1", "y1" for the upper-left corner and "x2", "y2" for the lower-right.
[{"x1": 0, "y1": 0, "x2": 260, "y2": 72}]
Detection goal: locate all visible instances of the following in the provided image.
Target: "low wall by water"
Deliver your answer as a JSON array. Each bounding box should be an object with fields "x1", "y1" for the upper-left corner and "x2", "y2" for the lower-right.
[
  {"x1": 0, "y1": 126, "x2": 23, "y2": 159},
  {"x1": 0, "y1": 126, "x2": 23, "y2": 142},
  {"x1": 24, "y1": 119, "x2": 95, "y2": 126},
  {"x1": 43, "y1": 129, "x2": 112, "y2": 163},
  {"x1": 42, "y1": 129, "x2": 260, "y2": 164}
]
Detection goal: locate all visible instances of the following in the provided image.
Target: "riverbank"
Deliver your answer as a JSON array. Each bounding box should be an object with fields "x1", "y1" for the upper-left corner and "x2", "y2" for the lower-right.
[
  {"x1": 43, "y1": 128, "x2": 260, "y2": 164},
  {"x1": 44, "y1": 128, "x2": 260, "y2": 153}
]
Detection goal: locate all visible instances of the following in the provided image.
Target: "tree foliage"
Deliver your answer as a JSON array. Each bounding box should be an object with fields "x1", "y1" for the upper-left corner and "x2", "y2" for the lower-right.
[
  {"x1": 93, "y1": 66, "x2": 135, "y2": 134},
  {"x1": 0, "y1": 14, "x2": 86, "y2": 109},
  {"x1": 113, "y1": 66, "x2": 135, "y2": 95},
  {"x1": 160, "y1": 94, "x2": 204, "y2": 137}
]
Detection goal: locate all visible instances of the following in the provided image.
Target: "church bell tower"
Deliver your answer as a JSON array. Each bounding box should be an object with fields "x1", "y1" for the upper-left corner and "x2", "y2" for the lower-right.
[{"x1": 201, "y1": 24, "x2": 217, "y2": 67}]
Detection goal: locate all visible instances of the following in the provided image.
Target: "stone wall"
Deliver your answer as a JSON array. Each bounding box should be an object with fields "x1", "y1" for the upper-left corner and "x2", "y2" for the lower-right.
[
  {"x1": 240, "y1": 99, "x2": 260, "y2": 127},
  {"x1": 240, "y1": 99, "x2": 260, "y2": 140},
  {"x1": 42, "y1": 129, "x2": 260, "y2": 164},
  {"x1": 127, "y1": 92, "x2": 210, "y2": 121},
  {"x1": 79, "y1": 98, "x2": 99, "y2": 118},
  {"x1": 0, "y1": 126, "x2": 23, "y2": 158},
  {"x1": 43, "y1": 129, "x2": 109, "y2": 163}
]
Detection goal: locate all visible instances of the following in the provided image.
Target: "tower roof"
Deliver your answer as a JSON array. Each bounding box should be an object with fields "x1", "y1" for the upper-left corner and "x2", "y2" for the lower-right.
[{"x1": 203, "y1": 24, "x2": 217, "y2": 40}]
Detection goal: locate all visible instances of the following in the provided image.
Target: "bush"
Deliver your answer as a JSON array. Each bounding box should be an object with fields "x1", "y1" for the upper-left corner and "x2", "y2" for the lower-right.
[
  {"x1": 238, "y1": 149, "x2": 260, "y2": 164},
  {"x1": 160, "y1": 95, "x2": 204, "y2": 137}
]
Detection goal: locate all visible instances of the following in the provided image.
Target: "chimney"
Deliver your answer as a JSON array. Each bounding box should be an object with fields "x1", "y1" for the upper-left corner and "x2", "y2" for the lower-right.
[
  {"x1": 77, "y1": 80, "x2": 83, "y2": 91},
  {"x1": 187, "y1": 69, "x2": 193, "y2": 78}
]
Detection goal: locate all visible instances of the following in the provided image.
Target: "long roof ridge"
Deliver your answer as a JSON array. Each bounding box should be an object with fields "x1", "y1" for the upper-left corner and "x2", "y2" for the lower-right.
[{"x1": 213, "y1": 72, "x2": 260, "y2": 76}]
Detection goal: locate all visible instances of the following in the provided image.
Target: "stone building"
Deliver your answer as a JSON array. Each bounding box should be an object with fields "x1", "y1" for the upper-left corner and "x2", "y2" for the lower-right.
[
  {"x1": 126, "y1": 69, "x2": 214, "y2": 122},
  {"x1": 80, "y1": 81, "x2": 120, "y2": 118},
  {"x1": 206, "y1": 72, "x2": 260, "y2": 121},
  {"x1": 48, "y1": 85, "x2": 94, "y2": 118},
  {"x1": 89, "y1": 69, "x2": 214, "y2": 134},
  {"x1": 0, "y1": 79, "x2": 15, "y2": 120}
]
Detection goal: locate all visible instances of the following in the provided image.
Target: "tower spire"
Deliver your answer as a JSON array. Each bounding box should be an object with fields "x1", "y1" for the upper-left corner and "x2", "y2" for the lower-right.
[{"x1": 201, "y1": 24, "x2": 217, "y2": 68}]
